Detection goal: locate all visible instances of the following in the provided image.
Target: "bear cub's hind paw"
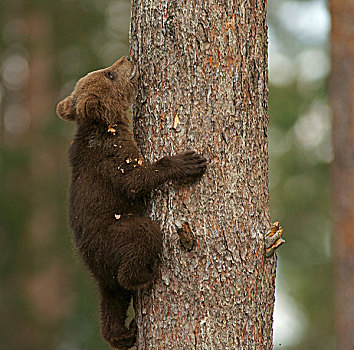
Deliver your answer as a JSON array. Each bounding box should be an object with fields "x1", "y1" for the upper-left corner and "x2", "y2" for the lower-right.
[{"x1": 108, "y1": 329, "x2": 136, "y2": 350}]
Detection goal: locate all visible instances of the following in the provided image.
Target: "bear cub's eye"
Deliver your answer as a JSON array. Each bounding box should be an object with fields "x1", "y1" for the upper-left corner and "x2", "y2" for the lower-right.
[{"x1": 105, "y1": 71, "x2": 115, "y2": 81}]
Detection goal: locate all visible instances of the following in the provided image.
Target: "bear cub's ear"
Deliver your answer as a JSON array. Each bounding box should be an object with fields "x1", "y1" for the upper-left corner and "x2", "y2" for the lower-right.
[{"x1": 56, "y1": 96, "x2": 76, "y2": 121}]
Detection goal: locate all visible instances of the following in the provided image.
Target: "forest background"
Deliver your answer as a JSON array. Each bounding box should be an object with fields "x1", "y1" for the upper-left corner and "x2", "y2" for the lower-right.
[{"x1": 0, "y1": 0, "x2": 332, "y2": 349}]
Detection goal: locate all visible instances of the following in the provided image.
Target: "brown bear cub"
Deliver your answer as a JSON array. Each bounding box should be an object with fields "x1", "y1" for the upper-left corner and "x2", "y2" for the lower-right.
[{"x1": 56, "y1": 56, "x2": 207, "y2": 349}]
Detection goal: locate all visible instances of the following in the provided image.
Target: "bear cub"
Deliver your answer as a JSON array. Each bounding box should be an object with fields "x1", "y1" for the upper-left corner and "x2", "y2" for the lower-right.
[{"x1": 56, "y1": 56, "x2": 207, "y2": 349}]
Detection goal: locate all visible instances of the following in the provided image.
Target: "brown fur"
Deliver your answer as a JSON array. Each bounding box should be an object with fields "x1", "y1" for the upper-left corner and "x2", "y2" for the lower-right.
[{"x1": 56, "y1": 56, "x2": 207, "y2": 349}]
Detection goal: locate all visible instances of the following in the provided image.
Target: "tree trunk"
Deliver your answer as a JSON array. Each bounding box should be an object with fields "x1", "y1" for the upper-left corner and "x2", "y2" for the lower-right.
[
  {"x1": 130, "y1": 1, "x2": 276, "y2": 348},
  {"x1": 329, "y1": 0, "x2": 354, "y2": 348}
]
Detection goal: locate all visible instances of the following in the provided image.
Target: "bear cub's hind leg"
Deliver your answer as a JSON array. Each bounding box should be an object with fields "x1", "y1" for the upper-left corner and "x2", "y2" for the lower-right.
[
  {"x1": 99, "y1": 217, "x2": 162, "y2": 349},
  {"x1": 115, "y1": 217, "x2": 163, "y2": 291}
]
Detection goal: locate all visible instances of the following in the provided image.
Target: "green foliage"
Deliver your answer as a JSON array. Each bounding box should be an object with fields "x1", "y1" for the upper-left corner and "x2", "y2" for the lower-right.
[
  {"x1": 269, "y1": 1, "x2": 333, "y2": 348},
  {"x1": 0, "y1": 0, "x2": 130, "y2": 349}
]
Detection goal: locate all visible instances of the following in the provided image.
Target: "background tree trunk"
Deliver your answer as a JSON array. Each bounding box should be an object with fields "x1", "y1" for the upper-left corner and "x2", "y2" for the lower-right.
[
  {"x1": 330, "y1": 0, "x2": 354, "y2": 348},
  {"x1": 130, "y1": 1, "x2": 276, "y2": 348}
]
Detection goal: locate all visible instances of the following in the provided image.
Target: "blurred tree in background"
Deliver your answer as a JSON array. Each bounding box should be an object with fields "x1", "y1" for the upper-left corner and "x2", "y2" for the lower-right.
[
  {"x1": 329, "y1": 0, "x2": 354, "y2": 348},
  {"x1": 0, "y1": 0, "x2": 333, "y2": 349}
]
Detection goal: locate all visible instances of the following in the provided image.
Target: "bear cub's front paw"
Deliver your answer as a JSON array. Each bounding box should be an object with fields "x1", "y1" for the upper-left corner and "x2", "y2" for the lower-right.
[
  {"x1": 265, "y1": 222, "x2": 285, "y2": 257},
  {"x1": 173, "y1": 150, "x2": 207, "y2": 178}
]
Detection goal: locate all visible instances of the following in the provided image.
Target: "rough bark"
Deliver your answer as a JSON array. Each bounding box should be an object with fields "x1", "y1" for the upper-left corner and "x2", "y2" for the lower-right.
[
  {"x1": 130, "y1": 1, "x2": 276, "y2": 349},
  {"x1": 329, "y1": 0, "x2": 354, "y2": 348}
]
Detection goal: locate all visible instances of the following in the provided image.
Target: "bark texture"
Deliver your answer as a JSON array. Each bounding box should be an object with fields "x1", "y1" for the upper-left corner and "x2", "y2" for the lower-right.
[
  {"x1": 130, "y1": 1, "x2": 276, "y2": 349},
  {"x1": 330, "y1": 0, "x2": 354, "y2": 348}
]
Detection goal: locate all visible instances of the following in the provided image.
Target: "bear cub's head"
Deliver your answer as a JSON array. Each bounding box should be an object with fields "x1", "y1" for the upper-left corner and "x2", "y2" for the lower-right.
[{"x1": 56, "y1": 56, "x2": 138, "y2": 126}]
